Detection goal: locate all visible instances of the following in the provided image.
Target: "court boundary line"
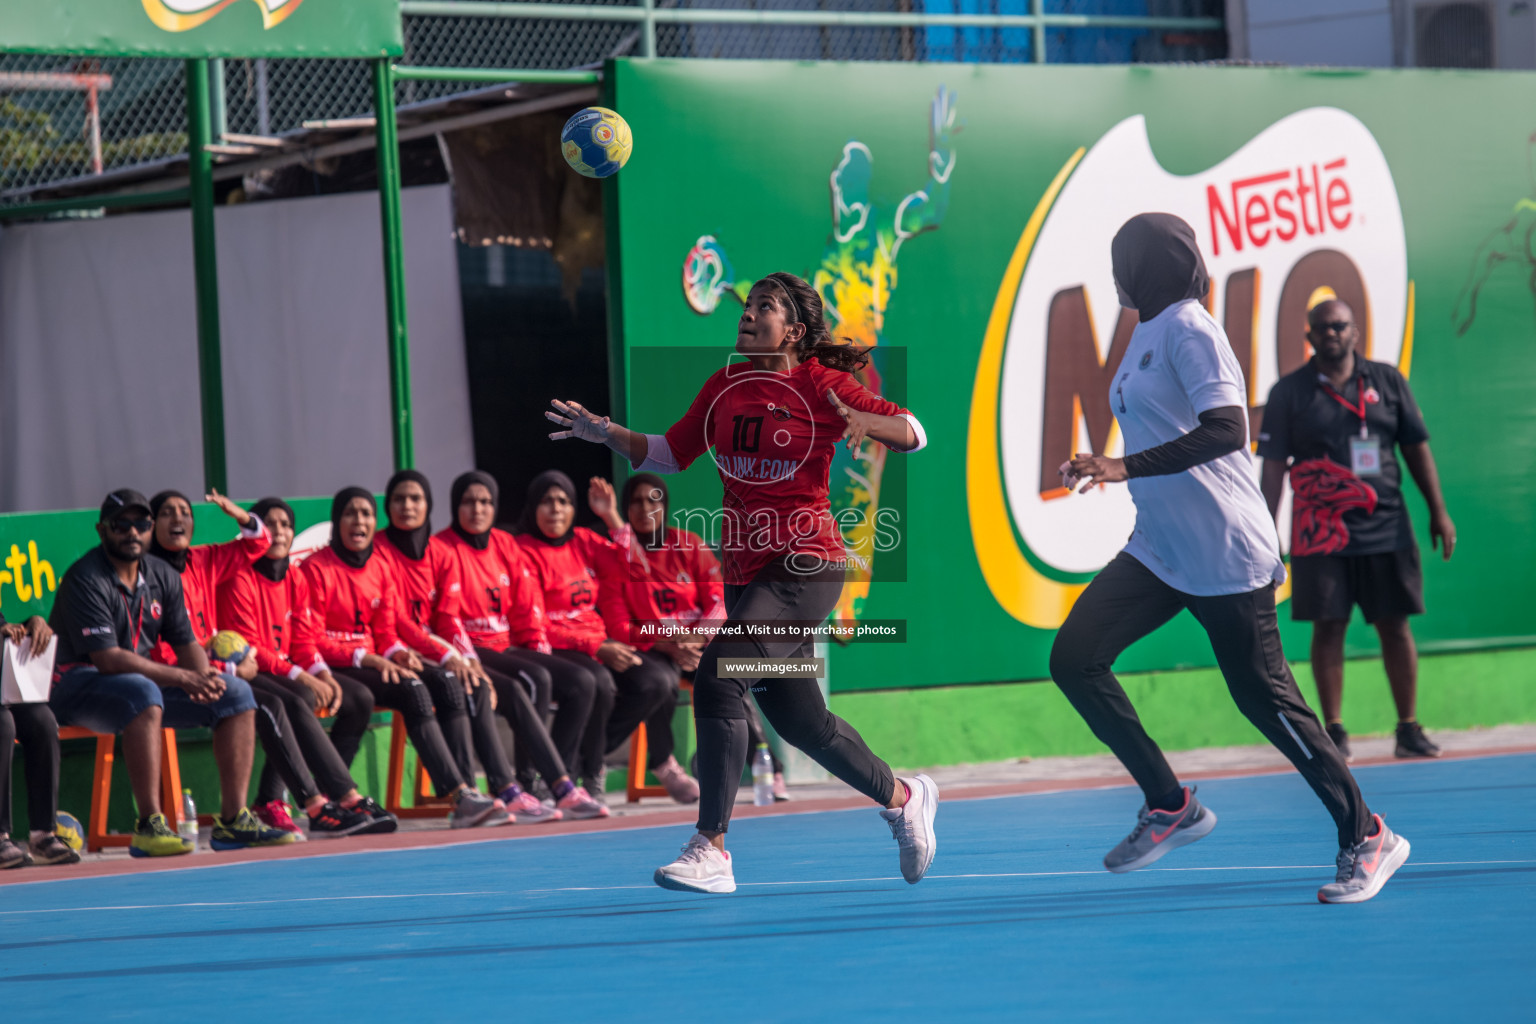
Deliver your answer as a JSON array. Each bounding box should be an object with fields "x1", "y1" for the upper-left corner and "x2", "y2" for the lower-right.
[{"x1": 3, "y1": 745, "x2": 1531, "y2": 891}]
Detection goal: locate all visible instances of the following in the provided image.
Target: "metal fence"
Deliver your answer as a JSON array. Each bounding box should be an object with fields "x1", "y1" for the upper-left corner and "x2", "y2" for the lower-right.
[{"x1": 0, "y1": 0, "x2": 1224, "y2": 197}]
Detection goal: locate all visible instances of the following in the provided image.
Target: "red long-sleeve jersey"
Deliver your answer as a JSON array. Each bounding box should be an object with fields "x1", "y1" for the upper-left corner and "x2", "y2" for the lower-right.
[
  {"x1": 608, "y1": 525, "x2": 725, "y2": 650},
  {"x1": 373, "y1": 532, "x2": 463, "y2": 665},
  {"x1": 297, "y1": 545, "x2": 406, "y2": 668},
  {"x1": 217, "y1": 564, "x2": 327, "y2": 679},
  {"x1": 152, "y1": 517, "x2": 269, "y2": 664},
  {"x1": 517, "y1": 527, "x2": 628, "y2": 658},
  {"x1": 433, "y1": 528, "x2": 550, "y2": 654}
]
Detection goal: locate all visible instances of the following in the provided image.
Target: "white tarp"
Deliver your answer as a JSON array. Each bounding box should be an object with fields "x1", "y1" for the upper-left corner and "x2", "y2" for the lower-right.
[{"x1": 0, "y1": 185, "x2": 475, "y2": 513}]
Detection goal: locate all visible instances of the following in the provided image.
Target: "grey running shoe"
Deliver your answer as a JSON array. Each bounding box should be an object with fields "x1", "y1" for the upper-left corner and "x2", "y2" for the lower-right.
[
  {"x1": 654, "y1": 833, "x2": 736, "y2": 893},
  {"x1": 1327, "y1": 722, "x2": 1353, "y2": 762},
  {"x1": 449, "y1": 789, "x2": 508, "y2": 829},
  {"x1": 880, "y1": 774, "x2": 938, "y2": 884},
  {"x1": 0, "y1": 837, "x2": 32, "y2": 869},
  {"x1": 652, "y1": 755, "x2": 700, "y2": 804},
  {"x1": 1318, "y1": 815, "x2": 1410, "y2": 903},
  {"x1": 1104, "y1": 787, "x2": 1217, "y2": 873},
  {"x1": 1395, "y1": 722, "x2": 1441, "y2": 759}
]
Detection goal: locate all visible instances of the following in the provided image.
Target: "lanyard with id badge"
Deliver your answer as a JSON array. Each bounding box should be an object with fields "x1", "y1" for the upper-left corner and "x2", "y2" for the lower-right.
[{"x1": 1321, "y1": 374, "x2": 1382, "y2": 476}]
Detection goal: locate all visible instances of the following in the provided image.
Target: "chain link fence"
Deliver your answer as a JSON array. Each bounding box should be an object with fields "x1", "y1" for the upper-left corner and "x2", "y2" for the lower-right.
[{"x1": 1, "y1": 0, "x2": 1223, "y2": 196}]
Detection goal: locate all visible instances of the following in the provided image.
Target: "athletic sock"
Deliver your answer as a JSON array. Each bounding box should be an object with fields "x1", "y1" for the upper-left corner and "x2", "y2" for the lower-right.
[
  {"x1": 497, "y1": 783, "x2": 524, "y2": 803},
  {"x1": 551, "y1": 779, "x2": 576, "y2": 801},
  {"x1": 1148, "y1": 785, "x2": 1186, "y2": 813}
]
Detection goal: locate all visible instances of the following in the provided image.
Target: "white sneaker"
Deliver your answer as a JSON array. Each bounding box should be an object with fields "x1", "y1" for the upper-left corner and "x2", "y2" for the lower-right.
[
  {"x1": 1318, "y1": 815, "x2": 1411, "y2": 904},
  {"x1": 654, "y1": 833, "x2": 736, "y2": 894},
  {"x1": 880, "y1": 774, "x2": 938, "y2": 884}
]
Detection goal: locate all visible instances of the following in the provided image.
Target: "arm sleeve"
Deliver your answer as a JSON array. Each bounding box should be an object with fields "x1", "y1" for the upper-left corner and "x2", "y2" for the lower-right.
[
  {"x1": 635, "y1": 435, "x2": 682, "y2": 475},
  {"x1": 221, "y1": 571, "x2": 293, "y2": 677},
  {"x1": 1123, "y1": 407, "x2": 1248, "y2": 478},
  {"x1": 1168, "y1": 326, "x2": 1248, "y2": 415},
  {"x1": 657, "y1": 374, "x2": 720, "y2": 471},
  {"x1": 1254, "y1": 377, "x2": 1292, "y2": 461},
  {"x1": 288, "y1": 573, "x2": 327, "y2": 675},
  {"x1": 1392, "y1": 369, "x2": 1430, "y2": 446}
]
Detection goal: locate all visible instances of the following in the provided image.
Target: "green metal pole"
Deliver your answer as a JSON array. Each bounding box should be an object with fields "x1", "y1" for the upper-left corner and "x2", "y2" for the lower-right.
[
  {"x1": 372, "y1": 58, "x2": 414, "y2": 471},
  {"x1": 185, "y1": 58, "x2": 228, "y2": 495},
  {"x1": 209, "y1": 57, "x2": 227, "y2": 141},
  {"x1": 1031, "y1": 0, "x2": 1046, "y2": 62},
  {"x1": 641, "y1": 0, "x2": 656, "y2": 57}
]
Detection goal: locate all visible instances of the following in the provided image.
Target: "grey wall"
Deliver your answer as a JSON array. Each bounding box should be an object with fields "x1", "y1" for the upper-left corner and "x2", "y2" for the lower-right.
[{"x1": 0, "y1": 185, "x2": 475, "y2": 513}]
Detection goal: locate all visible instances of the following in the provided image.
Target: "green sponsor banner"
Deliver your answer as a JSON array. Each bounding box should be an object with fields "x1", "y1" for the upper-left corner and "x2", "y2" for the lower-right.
[
  {"x1": 608, "y1": 58, "x2": 1536, "y2": 692},
  {"x1": 0, "y1": 497, "x2": 340, "y2": 624},
  {"x1": 0, "y1": 0, "x2": 401, "y2": 59}
]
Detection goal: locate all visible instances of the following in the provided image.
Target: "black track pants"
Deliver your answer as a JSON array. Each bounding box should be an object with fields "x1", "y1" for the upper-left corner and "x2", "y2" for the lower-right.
[
  {"x1": 250, "y1": 674, "x2": 361, "y2": 806},
  {"x1": 482, "y1": 647, "x2": 597, "y2": 790},
  {"x1": 418, "y1": 665, "x2": 515, "y2": 794},
  {"x1": 0, "y1": 702, "x2": 60, "y2": 834},
  {"x1": 475, "y1": 648, "x2": 571, "y2": 789},
  {"x1": 1049, "y1": 552, "x2": 1371, "y2": 848},
  {"x1": 550, "y1": 649, "x2": 617, "y2": 784},
  {"x1": 318, "y1": 672, "x2": 375, "y2": 768},
  {"x1": 334, "y1": 668, "x2": 466, "y2": 795},
  {"x1": 604, "y1": 650, "x2": 681, "y2": 770},
  {"x1": 692, "y1": 557, "x2": 895, "y2": 834}
]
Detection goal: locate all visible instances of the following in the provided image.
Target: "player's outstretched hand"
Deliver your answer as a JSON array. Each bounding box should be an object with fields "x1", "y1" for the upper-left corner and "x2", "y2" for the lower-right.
[
  {"x1": 826, "y1": 389, "x2": 878, "y2": 452},
  {"x1": 548, "y1": 399, "x2": 611, "y2": 443},
  {"x1": 1064, "y1": 453, "x2": 1128, "y2": 493}
]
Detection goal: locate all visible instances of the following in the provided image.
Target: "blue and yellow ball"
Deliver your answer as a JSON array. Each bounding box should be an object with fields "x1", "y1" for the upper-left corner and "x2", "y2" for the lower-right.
[
  {"x1": 560, "y1": 106, "x2": 632, "y2": 179},
  {"x1": 208, "y1": 629, "x2": 251, "y2": 668},
  {"x1": 55, "y1": 810, "x2": 85, "y2": 852}
]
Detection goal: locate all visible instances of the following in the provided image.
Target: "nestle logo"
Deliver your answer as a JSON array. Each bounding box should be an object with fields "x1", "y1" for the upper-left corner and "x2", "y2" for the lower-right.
[{"x1": 1207, "y1": 158, "x2": 1352, "y2": 256}]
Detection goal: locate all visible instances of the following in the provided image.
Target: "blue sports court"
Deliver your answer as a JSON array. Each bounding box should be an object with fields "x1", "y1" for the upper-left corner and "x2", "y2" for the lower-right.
[{"x1": 3, "y1": 752, "x2": 1530, "y2": 1021}]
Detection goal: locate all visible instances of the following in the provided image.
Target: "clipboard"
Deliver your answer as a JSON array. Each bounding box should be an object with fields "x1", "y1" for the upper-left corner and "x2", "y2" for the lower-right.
[{"x1": 2, "y1": 636, "x2": 56, "y2": 705}]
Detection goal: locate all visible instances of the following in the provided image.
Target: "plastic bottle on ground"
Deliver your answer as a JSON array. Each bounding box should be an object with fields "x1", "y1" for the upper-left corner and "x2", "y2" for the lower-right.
[
  {"x1": 180, "y1": 789, "x2": 199, "y2": 851},
  {"x1": 752, "y1": 744, "x2": 775, "y2": 806}
]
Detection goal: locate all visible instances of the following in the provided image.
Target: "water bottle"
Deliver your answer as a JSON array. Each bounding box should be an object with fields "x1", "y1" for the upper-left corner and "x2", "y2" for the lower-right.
[
  {"x1": 179, "y1": 789, "x2": 199, "y2": 851},
  {"x1": 752, "y1": 744, "x2": 775, "y2": 806}
]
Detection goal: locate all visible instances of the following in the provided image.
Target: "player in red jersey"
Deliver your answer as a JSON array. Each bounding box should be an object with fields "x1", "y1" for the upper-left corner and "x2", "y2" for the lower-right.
[
  {"x1": 549, "y1": 271, "x2": 937, "y2": 893},
  {"x1": 219, "y1": 498, "x2": 395, "y2": 837},
  {"x1": 148, "y1": 489, "x2": 316, "y2": 842},
  {"x1": 514, "y1": 470, "x2": 695, "y2": 806},
  {"x1": 433, "y1": 471, "x2": 610, "y2": 819},
  {"x1": 300, "y1": 487, "x2": 506, "y2": 829}
]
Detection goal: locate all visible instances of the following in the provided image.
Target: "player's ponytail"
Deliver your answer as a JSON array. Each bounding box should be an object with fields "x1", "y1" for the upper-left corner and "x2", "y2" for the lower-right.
[{"x1": 756, "y1": 272, "x2": 870, "y2": 374}]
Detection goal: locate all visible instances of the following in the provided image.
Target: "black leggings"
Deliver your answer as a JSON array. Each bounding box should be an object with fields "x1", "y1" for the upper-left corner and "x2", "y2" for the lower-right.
[
  {"x1": 548, "y1": 650, "x2": 618, "y2": 783},
  {"x1": 0, "y1": 702, "x2": 60, "y2": 835},
  {"x1": 691, "y1": 557, "x2": 895, "y2": 834},
  {"x1": 475, "y1": 648, "x2": 571, "y2": 788},
  {"x1": 487, "y1": 648, "x2": 603, "y2": 788},
  {"x1": 333, "y1": 667, "x2": 467, "y2": 795},
  {"x1": 1050, "y1": 552, "x2": 1371, "y2": 848},
  {"x1": 605, "y1": 650, "x2": 682, "y2": 769},
  {"x1": 318, "y1": 671, "x2": 376, "y2": 770},
  {"x1": 250, "y1": 674, "x2": 363, "y2": 806}
]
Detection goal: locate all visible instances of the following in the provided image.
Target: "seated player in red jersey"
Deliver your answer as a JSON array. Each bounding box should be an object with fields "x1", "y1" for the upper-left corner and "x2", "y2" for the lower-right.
[
  {"x1": 548, "y1": 271, "x2": 934, "y2": 894},
  {"x1": 218, "y1": 498, "x2": 396, "y2": 838},
  {"x1": 514, "y1": 469, "x2": 696, "y2": 805},
  {"x1": 146, "y1": 489, "x2": 296, "y2": 848},
  {"x1": 431, "y1": 471, "x2": 609, "y2": 820},
  {"x1": 299, "y1": 487, "x2": 507, "y2": 829}
]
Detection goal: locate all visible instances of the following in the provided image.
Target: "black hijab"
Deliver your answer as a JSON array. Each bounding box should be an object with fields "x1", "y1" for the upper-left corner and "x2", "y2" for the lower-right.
[
  {"x1": 449, "y1": 471, "x2": 500, "y2": 551},
  {"x1": 383, "y1": 469, "x2": 433, "y2": 561},
  {"x1": 250, "y1": 497, "x2": 295, "y2": 582},
  {"x1": 621, "y1": 472, "x2": 669, "y2": 550},
  {"x1": 515, "y1": 470, "x2": 578, "y2": 547},
  {"x1": 148, "y1": 489, "x2": 192, "y2": 573},
  {"x1": 329, "y1": 486, "x2": 376, "y2": 569},
  {"x1": 1110, "y1": 212, "x2": 1210, "y2": 323}
]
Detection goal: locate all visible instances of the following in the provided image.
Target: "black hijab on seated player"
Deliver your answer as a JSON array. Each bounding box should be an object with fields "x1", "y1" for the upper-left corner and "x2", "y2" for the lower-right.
[
  {"x1": 622, "y1": 472, "x2": 669, "y2": 550},
  {"x1": 250, "y1": 497, "x2": 296, "y2": 582},
  {"x1": 1110, "y1": 212, "x2": 1211, "y2": 323},
  {"x1": 449, "y1": 470, "x2": 500, "y2": 551},
  {"x1": 515, "y1": 470, "x2": 578, "y2": 547},
  {"x1": 383, "y1": 469, "x2": 434, "y2": 561},
  {"x1": 148, "y1": 489, "x2": 193, "y2": 573},
  {"x1": 330, "y1": 486, "x2": 375, "y2": 569}
]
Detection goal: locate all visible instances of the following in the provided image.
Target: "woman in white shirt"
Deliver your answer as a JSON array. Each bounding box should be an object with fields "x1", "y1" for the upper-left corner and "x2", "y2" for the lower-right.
[{"x1": 1051, "y1": 213, "x2": 1407, "y2": 904}]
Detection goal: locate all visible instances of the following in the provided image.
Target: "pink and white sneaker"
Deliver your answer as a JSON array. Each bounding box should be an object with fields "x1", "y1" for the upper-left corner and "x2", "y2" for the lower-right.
[
  {"x1": 557, "y1": 786, "x2": 610, "y2": 820},
  {"x1": 652, "y1": 755, "x2": 700, "y2": 804},
  {"x1": 502, "y1": 789, "x2": 563, "y2": 824},
  {"x1": 254, "y1": 800, "x2": 307, "y2": 842}
]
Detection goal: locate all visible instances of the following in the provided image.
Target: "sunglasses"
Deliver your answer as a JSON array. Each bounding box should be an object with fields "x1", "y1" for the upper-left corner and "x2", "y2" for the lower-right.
[
  {"x1": 1312, "y1": 320, "x2": 1352, "y2": 334},
  {"x1": 107, "y1": 517, "x2": 152, "y2": 535}
]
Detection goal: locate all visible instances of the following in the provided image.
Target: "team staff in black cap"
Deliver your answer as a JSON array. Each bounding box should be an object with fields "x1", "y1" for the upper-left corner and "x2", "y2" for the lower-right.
[
  {"x1": 47, "y1": 489, "x2": 294, "y2": 857},
  {"x1": 1259, "y1": 299, "x2": 1454, "y2": 761}
]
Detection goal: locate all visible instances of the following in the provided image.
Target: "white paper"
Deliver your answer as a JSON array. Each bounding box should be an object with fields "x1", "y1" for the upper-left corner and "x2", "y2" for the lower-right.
[{"x1": 2, "y1": 637, "x2": 56, "y2": 705}]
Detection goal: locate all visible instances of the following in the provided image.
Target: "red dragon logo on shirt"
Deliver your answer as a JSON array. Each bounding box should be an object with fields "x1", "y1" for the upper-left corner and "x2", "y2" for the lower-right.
[{"x1": 1289, "y1": 457, "x2": 1378, "y2": 556}]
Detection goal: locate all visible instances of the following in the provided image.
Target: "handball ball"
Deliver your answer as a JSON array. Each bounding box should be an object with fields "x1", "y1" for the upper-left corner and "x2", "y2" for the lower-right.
[
  {"x1": 560, "y1": 106, "x2": 632, "y2": 178},
  {"x1": 208, "y1": 629, "x2": 251, "y2": 666},
  {"x1": 55, "y1": 810, "x2": 85, "y2": 852}
]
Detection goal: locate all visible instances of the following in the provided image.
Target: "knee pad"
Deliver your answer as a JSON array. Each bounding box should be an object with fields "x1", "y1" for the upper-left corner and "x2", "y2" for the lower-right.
[{"x1": 401, "y1": 678, "x2": 437, "y2": 721}]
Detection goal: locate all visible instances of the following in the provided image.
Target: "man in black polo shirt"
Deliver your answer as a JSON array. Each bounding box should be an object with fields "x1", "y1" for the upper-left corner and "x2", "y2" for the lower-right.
[
  {"x1": 1258, "y1": 300, "x2": 1456, "y2": 761},
  {"x1": 48, "y1": 489, "x2": 294, "y2": 856}
]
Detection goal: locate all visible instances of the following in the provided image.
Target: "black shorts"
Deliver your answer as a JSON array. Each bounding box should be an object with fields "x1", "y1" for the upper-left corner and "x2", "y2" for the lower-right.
[{"x1": 1290, "y1": 546, "x2": 1424, "y2": 624}]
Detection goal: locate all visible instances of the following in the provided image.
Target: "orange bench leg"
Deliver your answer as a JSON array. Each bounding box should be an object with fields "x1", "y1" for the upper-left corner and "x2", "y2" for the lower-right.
[
  {"x1": 385, "y1": 710, "x2": 453, "y2": 819},
  {"x1": 89, "y1": 734, "x2": 115, "y2": 853}
]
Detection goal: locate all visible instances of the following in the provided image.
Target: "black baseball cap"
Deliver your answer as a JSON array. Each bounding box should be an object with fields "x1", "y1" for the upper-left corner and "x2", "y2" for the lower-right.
[{"x1": 100, "y1": 488, "x2": 152, "y2": 522}]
